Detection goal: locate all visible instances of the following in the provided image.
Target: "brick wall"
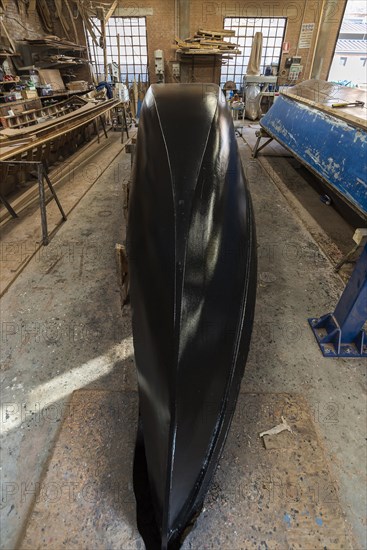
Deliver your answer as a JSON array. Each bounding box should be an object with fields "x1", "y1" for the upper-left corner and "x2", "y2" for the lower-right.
[
  {"x1": 189, "y1": 0, "x2": 346, "y2": 85},
  {"x1": 1, "y1": 0, "x2": 45, "y2": 41},
  {"x1": 136, "y1": 0, "x2": 346, "y2": 85},
  {"x1": 1, "y1": 0, "x2": 346, "y2": 86}
]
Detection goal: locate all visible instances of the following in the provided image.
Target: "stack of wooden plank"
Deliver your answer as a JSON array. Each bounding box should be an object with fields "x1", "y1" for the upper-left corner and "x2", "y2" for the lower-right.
[
  {"x1": 37, "y1": 54, "x2": 88, "y2": 68},
  {"x1": 175, "y1": 29, "x2": 240, "y2": 56},
  {"x1": 25, "y1": 36, "x2": 86, "y2": 51}
]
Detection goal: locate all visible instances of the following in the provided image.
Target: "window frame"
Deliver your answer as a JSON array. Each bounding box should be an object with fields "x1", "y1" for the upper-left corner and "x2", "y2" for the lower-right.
[
  {"x1": 221, "y1": 17, "x2": 287, "y2": 89},
  {"x1": 86, "y1": 16, "x2": 149, "y2": 84}
]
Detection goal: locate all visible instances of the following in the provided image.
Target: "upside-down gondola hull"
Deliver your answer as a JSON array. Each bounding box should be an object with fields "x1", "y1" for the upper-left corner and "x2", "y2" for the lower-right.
[{"x1": 128, "y1": 84, "x2": 257, "y2": 548}]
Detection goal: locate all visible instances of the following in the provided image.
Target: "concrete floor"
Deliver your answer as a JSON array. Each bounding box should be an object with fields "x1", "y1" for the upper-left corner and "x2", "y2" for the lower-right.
[{"x1": 0, "y1": 125, "x2": 366, "y2": 549}]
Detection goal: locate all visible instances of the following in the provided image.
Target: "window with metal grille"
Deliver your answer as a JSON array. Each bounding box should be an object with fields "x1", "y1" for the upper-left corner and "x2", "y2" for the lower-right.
[
  {"x1": 221, "y1": 18, "x2": 287, "y2": 88},
  {"x1": 86, "y1": 17, "x2": 149, "y2": 84}
]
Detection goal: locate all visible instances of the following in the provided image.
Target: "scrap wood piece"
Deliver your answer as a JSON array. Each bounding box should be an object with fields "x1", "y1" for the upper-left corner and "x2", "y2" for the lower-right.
[
  {"x1": 199, "y1": 39, "x2": 239, "y2": 48},
  {"x1": 259, "y1": 416, "x2": 293, "y2": 438},
  {"x1": 177, "y1": 48, "x2": 240, "y2": 56},
  {"x1": 198, "y1": 28, "x2": 236, "y2": 37},
  {"x1": 174, "y1": 37, "x2": 197, "y2": 49},
  {"x1": 25, "y1": 36, "x2": 86, "y2": 50},
  {"x1": 105, "y1": 0, "x2": 117, "y2": 23}
]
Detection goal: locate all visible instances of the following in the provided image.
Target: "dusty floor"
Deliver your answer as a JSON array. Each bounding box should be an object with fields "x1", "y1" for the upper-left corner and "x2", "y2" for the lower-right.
[{"x1": 0, "y1": 124, "x2": 366, "y2": 549}]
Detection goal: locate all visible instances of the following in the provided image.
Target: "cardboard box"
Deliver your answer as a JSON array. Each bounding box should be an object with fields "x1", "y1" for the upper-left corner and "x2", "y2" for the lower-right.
[
  {"x1": 21, "y1": 89, "x2": 39, "y2": 99},
  {"x1": 67, "y1": 81, "x2": 89, "y2": 91},
  {"x1": 38, "y1": 69, "x2": 66, "y2": 91}
]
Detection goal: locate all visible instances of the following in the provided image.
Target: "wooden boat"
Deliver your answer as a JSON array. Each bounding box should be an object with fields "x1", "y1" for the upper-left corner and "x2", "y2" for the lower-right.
[
  {"x1": 259, "y1": 79, "x2": 367, "y2": 219},
  {"x1": 128, "y1": 84, "x2": 257, "y2": 548},
  {"x1": 0, "y1": 95, "x2": 87, "y2": 130}
]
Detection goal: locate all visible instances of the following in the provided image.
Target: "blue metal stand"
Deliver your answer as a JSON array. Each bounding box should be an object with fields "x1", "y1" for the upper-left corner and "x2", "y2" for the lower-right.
[{"x1": 309, "y1": 243, "x2": 367, "y2": 358}]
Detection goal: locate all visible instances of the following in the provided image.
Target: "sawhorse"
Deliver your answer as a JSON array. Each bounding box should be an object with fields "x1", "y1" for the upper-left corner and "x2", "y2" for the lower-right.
[
  {"x1": 93, "y1": 114, "x2": 109, "y2": 144},
  {"x1": 0, "y1": 160, "x2": 67, "y2": 246},
  {"x1": 252, "y1": 128, "x2": 273, "y2": 158},
  {"x1": 0, "y1": 192, "x2": 18, "y2": 219}
]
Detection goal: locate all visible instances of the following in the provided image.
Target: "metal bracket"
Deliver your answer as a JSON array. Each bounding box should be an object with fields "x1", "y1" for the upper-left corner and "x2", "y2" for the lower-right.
[{"x1": 309, "y1": 242, "x2": 367, "y2": 358}]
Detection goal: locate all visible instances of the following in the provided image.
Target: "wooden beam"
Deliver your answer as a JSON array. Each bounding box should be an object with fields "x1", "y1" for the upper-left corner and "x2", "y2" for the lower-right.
[
  {"x1": 79, "y1": 6, "x2": 99, "y2": 46},
  {"x1": 101, "y1": 15, "x2": 108, "y2": 80},
  {"x1": 0, "y1": 0, "x2": 6, "y2": 11},
  {"x1": 117, "y1": 33, "x2": 121, "y2": 82},
  {"x1": 105, "y1": 0, "x2": 118, "y2": 24},
  {"x1": 0, "y1": 19, "x2": 15, "y2": 52}
]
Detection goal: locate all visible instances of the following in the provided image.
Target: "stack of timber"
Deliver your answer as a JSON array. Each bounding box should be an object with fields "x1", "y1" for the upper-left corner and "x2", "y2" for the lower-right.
[
  {"x1": 35, "y1": 54, "x2": 88, "y2": 68},
  {"x1": 175, "y1": 29, "x2": 240, "y2": 56},
  {"x1": 24, "y1": 36, "x2": 86, "y2": 52}
]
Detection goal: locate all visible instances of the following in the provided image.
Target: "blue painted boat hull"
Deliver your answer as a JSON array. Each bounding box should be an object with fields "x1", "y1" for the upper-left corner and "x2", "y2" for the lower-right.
[{"x1": 260, "y1": 93, "x2": 367, "y2": 218}]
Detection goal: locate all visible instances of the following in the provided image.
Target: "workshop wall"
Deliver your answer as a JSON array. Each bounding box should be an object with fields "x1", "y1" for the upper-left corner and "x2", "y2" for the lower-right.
[
  {"x1": 143, "y1": 1, "x2": 176, "y2": 84},
  {"x1": 189, "y1": 0, "x2": 347, "y2": 85},
  {"x1": 1, "y1": 0, "x2": 347, "y2": 86},
  {"x1": 135, "y1": 0, "x2": 346, "y2": 85}
]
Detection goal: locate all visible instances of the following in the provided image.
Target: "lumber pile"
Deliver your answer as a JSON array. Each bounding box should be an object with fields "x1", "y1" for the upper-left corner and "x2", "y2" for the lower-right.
[
  {"x1": 25, "y1": 36, "x2": 86, "y2": 51},
  {"x1": 36, "y1": 54, "x2": 87, "y2": 68},
  {"x1": 175, "y1": 29, "x2": 240, "y2": 56}
]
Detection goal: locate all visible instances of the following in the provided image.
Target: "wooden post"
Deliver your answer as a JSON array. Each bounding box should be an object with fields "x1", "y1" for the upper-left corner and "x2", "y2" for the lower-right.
[
  {"x1": 101, "y1": 14, "x2": 108, "y2": 81},
  {"x1": 38, "y1": 164, "x2": 49, "y2": 246},
  {"x1": 117, "y1": 33, "x2": 121, "y2": 82}
]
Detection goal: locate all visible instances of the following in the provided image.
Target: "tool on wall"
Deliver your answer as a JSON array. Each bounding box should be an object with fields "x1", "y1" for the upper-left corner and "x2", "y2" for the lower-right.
[
  {"x1": 55, "y1": 0, "x2": 71, "y2": 39},
  {"x1": 64, "y1": 0, "x2": 78, "y2": 43},
  {"x1": 23, "y1": 0, "x2": 30, "y2": 17},
  {"x1": 36, "y1": 0, "x2": 53, "y2": 34}
]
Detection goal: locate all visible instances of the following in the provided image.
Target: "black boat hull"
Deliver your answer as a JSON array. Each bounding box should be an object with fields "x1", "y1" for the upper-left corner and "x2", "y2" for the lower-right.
[{"x1": 128, "y1": 83, "x2": 257, "y2": 548}]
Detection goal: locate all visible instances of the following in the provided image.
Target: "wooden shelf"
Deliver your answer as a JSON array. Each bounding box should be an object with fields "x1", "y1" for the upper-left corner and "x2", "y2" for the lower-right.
[{"x1": 0, "y1": 80, "x2": 20, "y2": 85}]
